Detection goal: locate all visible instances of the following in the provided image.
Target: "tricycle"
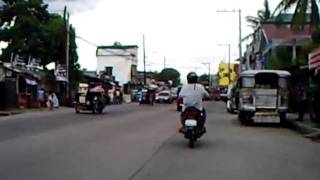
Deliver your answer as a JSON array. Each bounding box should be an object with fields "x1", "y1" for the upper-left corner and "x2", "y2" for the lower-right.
[{"x1": 74, "y1": 84, "x2": 108, "y2": 114}]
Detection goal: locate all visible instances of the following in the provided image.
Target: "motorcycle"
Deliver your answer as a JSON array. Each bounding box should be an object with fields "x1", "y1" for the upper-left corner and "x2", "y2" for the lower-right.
[{"x1": 181, "y1": 107, "x2": 205, "y2": 148}]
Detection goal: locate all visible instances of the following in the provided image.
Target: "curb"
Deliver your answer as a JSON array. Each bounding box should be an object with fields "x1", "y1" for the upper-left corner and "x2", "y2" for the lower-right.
[
  {"x1": 0, "y1": 110, "x2": 23, "y2": 116},
  {"x1": 286, "y1": 118, "x2": 320, "y2": 141}
]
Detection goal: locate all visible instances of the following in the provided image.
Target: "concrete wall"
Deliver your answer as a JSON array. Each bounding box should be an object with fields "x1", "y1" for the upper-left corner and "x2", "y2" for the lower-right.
[{"x1": 97, "y1": 56, "x2": 132, "y2": 85}]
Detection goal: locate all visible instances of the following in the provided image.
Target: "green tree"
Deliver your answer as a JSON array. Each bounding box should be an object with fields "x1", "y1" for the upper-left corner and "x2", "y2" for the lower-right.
[
  {"x1": 68, "y1": 25, "x2": 82, "y2": 89},
  {"x1": 273, "y1": 0, "x2": 320, "y2": 30},
  {"x1": 155, "y1": 68, "x2": 180, "y2": 87},
  {"x1": 0, "y1": 0, "x2": 81, "y2": 90},
  {"x1": 199, "y1": 74, "x2": 209, "y2": 85},
  {"x1": 243, "y1": 0, "x2": 272, "y2": 41},
  {"x1": 246, "y1": 0, "x2": 271, "y2": 28},
  {"x1": 0, "y1": 0, "x2": 50, "y2": 63}
]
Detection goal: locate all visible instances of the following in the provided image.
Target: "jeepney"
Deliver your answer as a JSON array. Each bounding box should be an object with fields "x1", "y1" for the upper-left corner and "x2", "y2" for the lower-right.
[{"x1": 237, "y1": 70, "x2": 291, "y2": 125}]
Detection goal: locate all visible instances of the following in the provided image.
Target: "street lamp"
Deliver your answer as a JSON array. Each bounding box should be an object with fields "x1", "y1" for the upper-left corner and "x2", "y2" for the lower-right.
[
  {"x1": 218, "y1": 44, "x2": 231, "y2": 84},
  {"x1": 217, "y1": 9, "x2": 242, "y2": 73},
  {"x1": 201, "y1": 62, "x2": 211, "y2": 87}
]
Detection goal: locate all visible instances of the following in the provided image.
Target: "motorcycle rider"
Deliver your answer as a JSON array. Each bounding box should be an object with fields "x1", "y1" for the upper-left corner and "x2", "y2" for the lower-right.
[{"x1": 178, "y1": 72, "x2": 209, "y2": 133}]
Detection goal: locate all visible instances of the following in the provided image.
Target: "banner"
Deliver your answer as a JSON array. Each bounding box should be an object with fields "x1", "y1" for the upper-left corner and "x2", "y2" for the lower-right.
[
  {"x1": 309, "y1": 47, "x2": 320, "y2": 70},
  {"x1": 55, "y1": 64, "x2": 68, "y2": 82}
]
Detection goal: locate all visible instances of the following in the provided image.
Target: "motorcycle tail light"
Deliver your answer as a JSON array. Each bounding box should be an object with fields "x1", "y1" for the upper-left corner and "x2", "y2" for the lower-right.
[{"x1": 185, "y1": 110, "x2": 198, "y2": 118}]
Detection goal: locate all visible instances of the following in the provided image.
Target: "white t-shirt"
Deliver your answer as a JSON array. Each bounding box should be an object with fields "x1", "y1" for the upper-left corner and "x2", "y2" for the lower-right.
[{"x1": 178, "y1": 83, "x2": 209, "y2": 111}]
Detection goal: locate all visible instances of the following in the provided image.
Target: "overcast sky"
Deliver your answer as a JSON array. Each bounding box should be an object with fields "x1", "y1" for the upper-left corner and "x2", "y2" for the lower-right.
[{"x1": 4, "y1": 0, "x2": 280, "y2": 76}]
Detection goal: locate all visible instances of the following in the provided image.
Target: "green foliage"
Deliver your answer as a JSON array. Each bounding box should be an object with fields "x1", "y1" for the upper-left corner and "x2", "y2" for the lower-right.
[
  {"x1": 246, "y1": 0, "x2": 272, "y2": 28},
  {"x1": 269, "y1": 46, "x2": 292, "y2": 69},
  {"x1": 0, "y1": 0, "x2": 82, "y2": 90},
  {"x1": 155, "y1": 68, "x2": 180, "y2": 87},
  {"x1": 0, "y1": 0, "x2": 50, "y2": 63},
  {"x1": 312, "y1": 30, "x2": 320, "y2": 44},
  {"x1": 69, "y1": 25, "x2": 82, "y2": 89},
  {"x1": 273, "y1": 0, "x2": 320, "y2": 30},
  {"x1": 199, "y1": 74, "x2": 209, "y2": 85}
]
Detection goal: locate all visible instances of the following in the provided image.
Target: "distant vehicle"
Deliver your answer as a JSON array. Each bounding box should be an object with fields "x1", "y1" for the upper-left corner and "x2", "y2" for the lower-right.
[
  {"x1": 220, "y1": 87, "x2": 228, "y2": 102},
  {"x1": 170, "y1": 88, "x2": 178, "y2": 100},
  {"x1": 226, "y1": 84, "x2": 238, "y2": 114},
  {"x1": 74, "y1": 84, "x2": 107, "y2": 114},
  {"x1": 237, "y1": 70, "x2": 291, "y2": 125},
  {"x1": 139, "y1": 89, "x2": 155, "y2": 105},
  {"x1": 155, "y1": 91, "x2": 173, "y2": 103},
  {"x1": 131, "y1": 90, "x2": 140, "y2": 102},
  {"x1": 211, "y1": 88, "x2": 221, "y2": 101}
]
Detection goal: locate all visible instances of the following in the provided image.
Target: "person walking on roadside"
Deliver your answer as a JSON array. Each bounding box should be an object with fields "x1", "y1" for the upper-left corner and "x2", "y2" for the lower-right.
[
  {"x1": 37, "y1": 88, "x2": 45, "y2": 107},
  {"x1": 294, "y1": 82, "x2": 308, "y2": 121},
  {"x1": 47, "y1": 91, "x2": 59, "y2": 110}
]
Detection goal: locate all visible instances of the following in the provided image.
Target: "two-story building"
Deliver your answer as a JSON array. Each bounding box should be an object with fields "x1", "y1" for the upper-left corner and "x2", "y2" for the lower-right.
[
  {"x1": 96, "y1": 42, "x2": 138, "y2": 86},
  {"x1": 244, "y1": 14, "x2": 312, "y2": 70}
]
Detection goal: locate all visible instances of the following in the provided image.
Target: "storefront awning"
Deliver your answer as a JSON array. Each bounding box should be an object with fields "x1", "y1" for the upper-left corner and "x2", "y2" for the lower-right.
[
  {"x1": 56, "y1": 76, "x2": 69, "y2": 83},
  {"x1": 25, "y1": 78, "x2": 37, "y2": 85}
]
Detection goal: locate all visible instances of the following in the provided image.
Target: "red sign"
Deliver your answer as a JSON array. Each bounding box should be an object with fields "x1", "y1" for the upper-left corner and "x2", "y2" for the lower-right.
[{"x1": 309, "y1": 47, "x2": 320, "y2": 70}]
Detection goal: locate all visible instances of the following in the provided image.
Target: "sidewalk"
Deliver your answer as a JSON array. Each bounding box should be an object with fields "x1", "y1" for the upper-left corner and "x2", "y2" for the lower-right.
[
  {"x1": 0, "y1": 107, "x2": 73, "y2": 118},
  {"x1": 286, "y1": 113, "x2": 320, "y2": 142}
]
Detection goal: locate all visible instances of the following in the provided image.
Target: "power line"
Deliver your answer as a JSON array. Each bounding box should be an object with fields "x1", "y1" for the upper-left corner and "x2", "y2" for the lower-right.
[{"x1": 76, "y1": 35, "x2": 98, "y2": 47}]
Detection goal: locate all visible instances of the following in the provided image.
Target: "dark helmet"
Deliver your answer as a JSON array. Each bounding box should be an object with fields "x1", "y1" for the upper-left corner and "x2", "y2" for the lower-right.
[{"x1": 187, "y1": 72, "x2": 198, "y2": 84}]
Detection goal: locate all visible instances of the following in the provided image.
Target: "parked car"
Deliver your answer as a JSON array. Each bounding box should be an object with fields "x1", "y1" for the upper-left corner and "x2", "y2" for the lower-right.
[
  {"x1": 155, "y1": 91, "x2": 173, "y2": 103},
  {"x1": 226, "y1": 84, "x2": 238, "y2": 114}
]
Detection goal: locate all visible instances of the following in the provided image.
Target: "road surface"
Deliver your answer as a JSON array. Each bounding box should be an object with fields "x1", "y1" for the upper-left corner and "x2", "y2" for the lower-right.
[{"x1": 0, "y1": 101, "x2": 319, "y2": 180}]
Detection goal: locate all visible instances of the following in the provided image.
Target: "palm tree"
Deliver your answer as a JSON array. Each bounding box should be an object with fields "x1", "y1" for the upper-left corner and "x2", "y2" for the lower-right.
[
  {"x1": 243, "y1": 0, "x2": 271, "y2": 41},
  {"x1": 273, "y1": 0, "x2": 320, "y2": 30},
  {"x1": 246, "y1": 0, "x2": 271, "y2": 28}
]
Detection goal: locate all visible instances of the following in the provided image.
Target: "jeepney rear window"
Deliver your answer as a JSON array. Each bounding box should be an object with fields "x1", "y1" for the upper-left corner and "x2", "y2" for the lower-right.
[
  {"x1": 241, "y1": 77, "x2": 254, "y2": 88},
  {"x1": 255, "y1": 73, "x2": 278, "y2": 89},
  {"x1": 278, "y1": 78, "x2": 288, "y2": 89}
]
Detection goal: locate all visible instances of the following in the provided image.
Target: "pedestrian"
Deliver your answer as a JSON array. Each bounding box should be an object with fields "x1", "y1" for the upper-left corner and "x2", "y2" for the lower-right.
[
  {"x1": 37, "y1": 88, "x2": 45, "y2": 107},
  {"x1": 51, "y1": 92, "x2": 59, "y2": 109},
  {"x1": 47, "y1": 91, "x2": 54, "y2": 110},
  {"x1": 47, "y1": 91, "x2": 59, "y2": 110},
  {"x1": 294, "y1": 83, "x2": 308, "y2": 121}
]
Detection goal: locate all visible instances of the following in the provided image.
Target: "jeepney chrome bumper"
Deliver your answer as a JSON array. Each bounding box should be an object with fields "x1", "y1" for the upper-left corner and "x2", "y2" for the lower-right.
[
  {"x1": 239, "y1": 105, "x2": 256, "y2": 112},
  {"x1": 253, "y1": 112, "x2": 281, "y2": 123}
]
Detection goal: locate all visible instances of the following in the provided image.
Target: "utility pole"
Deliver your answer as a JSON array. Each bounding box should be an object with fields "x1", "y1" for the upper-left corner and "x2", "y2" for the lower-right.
[
  {"x1": 64, "y1": 6, "x2": 70, "y2": 105},
  {"x1": 228, "y1": 44, "x2": 231, "y2": 84},
  {"x1": 217, "y1": 9, "x2": 242, "y2": 73},
  {"x1": 163, "y1": 56, "x2": 166, "y2": 69},
  {"x1": 143, "y1": 34, "x2": 146, "y2": 85},
  {"x1": 238, "y1": 9, "x2": 242, "y2": 72}
]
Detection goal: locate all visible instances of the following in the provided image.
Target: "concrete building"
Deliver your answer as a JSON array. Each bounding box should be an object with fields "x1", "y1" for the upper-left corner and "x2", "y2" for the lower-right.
[{"x1": 96, "y1": 43, "x2": 138, "y2": 86}]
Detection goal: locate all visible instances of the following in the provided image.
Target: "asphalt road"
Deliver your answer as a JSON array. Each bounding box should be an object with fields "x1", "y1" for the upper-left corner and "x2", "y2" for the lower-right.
[{"x1": 0, "y1": 101, "x2": 319, "y2": 180}]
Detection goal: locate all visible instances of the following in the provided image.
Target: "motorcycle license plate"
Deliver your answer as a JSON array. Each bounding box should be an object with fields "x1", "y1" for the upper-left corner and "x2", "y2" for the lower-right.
[
  {"x1": 79, "y1": 96, "x2": 86, "y2": 103},
  {"x1": 185, "y1": 119, "x2": 197, "y2": 127}
]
